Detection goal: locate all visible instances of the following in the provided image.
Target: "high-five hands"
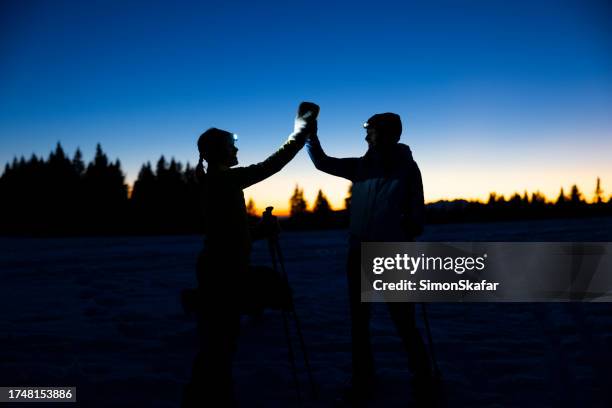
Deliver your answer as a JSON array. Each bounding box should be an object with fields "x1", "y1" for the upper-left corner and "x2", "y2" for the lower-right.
[{"x1": 289, "y1": 102, "x2": 320, "y2": 143}]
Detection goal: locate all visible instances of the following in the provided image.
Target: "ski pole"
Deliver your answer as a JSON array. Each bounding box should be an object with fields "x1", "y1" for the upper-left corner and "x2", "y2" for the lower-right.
[
  {"x1": 273, "y1": 239, "x2": 318, "y2": 399},
  {"x1": 267, "y1": 237, "x2": 302, "y2": 403},
  {"x1": 421, "y1": 302, "x2": 441, "y2": 379}
]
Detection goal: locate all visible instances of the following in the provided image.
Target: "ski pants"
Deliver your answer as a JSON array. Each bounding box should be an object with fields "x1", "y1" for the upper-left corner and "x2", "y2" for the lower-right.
[
  {"x1": 183, "y1": 304, "x2": 240, "y2": 407},
  {"x1": 346, "y1": 244, "x2": 432, "y2": 381}
]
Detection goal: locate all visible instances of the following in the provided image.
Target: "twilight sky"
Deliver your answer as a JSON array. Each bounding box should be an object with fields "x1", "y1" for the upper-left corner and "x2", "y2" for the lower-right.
[{"x1": 1, "y1": 0, "x2": 611, "y2": 213}]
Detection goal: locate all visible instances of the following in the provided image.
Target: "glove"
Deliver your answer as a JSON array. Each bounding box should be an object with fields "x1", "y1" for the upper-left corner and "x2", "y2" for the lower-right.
[
  {"x1": 288, "y1": 117, "x2": 316, "y2": 143},
  {"x1": 306, "y1": 130, "x2": 321, "y2": 148},
  {"x1": 298, "y1": 101, "x2": 320, "y2": 120},
  {"x1": 288, "y1": 101, "x2": 320, "y2": 142}
]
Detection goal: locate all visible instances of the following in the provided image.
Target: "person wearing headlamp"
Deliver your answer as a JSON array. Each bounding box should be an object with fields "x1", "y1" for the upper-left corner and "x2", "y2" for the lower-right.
[
  {"x1": 182, "y1": 104, "x2": 317, "y2": 407},
  {"x1": 306, "y1": 112, "x2": 435, "y2": 405}
]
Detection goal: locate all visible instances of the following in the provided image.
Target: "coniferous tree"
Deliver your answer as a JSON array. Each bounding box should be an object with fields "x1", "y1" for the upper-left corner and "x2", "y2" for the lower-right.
[
  {"x1": 312, "y1": 189, "x2": 332, "y2": 228},
  {"x1": 569, "y1": 184, "x2": 583, "y2": 205},
  {"x1": 522, "y1": 190, "x2": 530, "y2": 205},
  {"x1": 246, "y1": 198, "x2": 257, "y2": 217},
  {"x1": 509, "y1": 193, "x2": 522, "y2": 207},
  {"x1": 289, "y1": 184, "x2": 308, "y2": 218},
  {"x1": 313, "y1": 189, "x2": 331, "y2": 214},
  {"x1": 487, "y1": 192, "x2": 497, "y2": 205},
  {"x1": 594, "y1": 177, "x2": 603, "y2": 204},
  {"x1": 132, "y1": 163, "x2": 155, "y2": 203},
  {"x1": 156, "y1": 156, "x2": 167, "y2": 178},
  {"x1": 46, "y1": 143, "x2": 78, "y2": 232},
  {"x1": 82, "y1": 144, "x2": 128, "y2": 233},
  {"x1": 73, "y1": 148, "x2": 85, "y2": 177},
  {"x1": 131, "y1": 162, "x2": 156, "y2": 233},
  {"x1": 531, "y1": 191, "x2": 546, "y2": 204},
  {"x1": 556, "y1": 188, "x2": 567, "y2": 205}
]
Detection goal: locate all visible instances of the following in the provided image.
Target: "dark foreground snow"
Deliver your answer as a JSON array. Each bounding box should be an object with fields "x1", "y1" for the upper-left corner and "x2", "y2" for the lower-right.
[{"x1": 1, "y1": 217, "x2": 612, "y2": 407}]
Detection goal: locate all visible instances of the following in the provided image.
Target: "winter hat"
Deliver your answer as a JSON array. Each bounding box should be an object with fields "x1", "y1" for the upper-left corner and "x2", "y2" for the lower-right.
[{"x1": 363, "y1": 113, "x2": 402, "y2": 143}]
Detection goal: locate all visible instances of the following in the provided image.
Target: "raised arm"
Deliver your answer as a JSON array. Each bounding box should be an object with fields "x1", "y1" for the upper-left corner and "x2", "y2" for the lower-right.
[
  {"x1": 233, "y1": 118, "x2": 313, "y2": 189},
  {"x1": 306, "y1": 133, "x2": 358, "y2": 181}
]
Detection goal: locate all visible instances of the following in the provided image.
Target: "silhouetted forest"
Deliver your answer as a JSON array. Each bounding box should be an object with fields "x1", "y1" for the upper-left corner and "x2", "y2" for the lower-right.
[
  {"x1": 425, "y1": 182, "x2": 612, "y2": 224},
  {"x1": 1, "y1": 143, "x2": 611, "y2": 236}
]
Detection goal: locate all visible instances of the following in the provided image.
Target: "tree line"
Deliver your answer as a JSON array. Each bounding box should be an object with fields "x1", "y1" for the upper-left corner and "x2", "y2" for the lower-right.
[
  {"x1": 1, "y1": 143, "x2": 610, "y2": 235},
  {"x1": 425, "y1": 180, "x2": 612, "y2": 224}
]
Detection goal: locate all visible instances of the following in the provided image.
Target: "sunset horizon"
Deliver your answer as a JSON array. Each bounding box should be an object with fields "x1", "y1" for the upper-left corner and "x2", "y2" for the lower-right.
[{"x1": 4, "y1": 139, "x2": 609, "y2": 217}]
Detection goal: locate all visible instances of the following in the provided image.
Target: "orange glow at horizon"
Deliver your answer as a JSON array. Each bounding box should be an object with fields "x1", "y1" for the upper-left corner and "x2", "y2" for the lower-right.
[
  {"x1": 123, "y1": 138, "x2": 612, "y2": 217},
  {"x1": 241, "y1": 173, "x2": 610, "y2": 217}
]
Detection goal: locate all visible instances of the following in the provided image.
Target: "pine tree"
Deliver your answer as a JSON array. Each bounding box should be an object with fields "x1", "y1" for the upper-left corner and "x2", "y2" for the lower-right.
[
  {"x1": 50, "y1": 142, "x2": 66, "y2": 161},
  {"x1": 531, "y1": 191, "x2": 546, "y2": 205},
  {"x1": 594, "y1": 177, "x2": 603, "y2": 204},
  {"x1": 289, "y1": 184, "x2": 308, "y2": 218},
  {"x1": 246, "y1": 198, "x2": 257, "y2": 217},
  {"x1": 82, "y1": 144, "x2": 127, "y2": 233},
  {"x1": 556, "y1": 188, "x2": 566, "y2": 205},
  {"x1": 313, "y1": 189, "x2": 331, "y2": 214},
  {"x1": 487, "y1": 192, "x2": 497, "y2": 205},
  {"x1": 509, "y1": 192, "x2": 522, "y2": 206},
  {"x1": 73, "y1": 148, "x2": 85, "y2": 176},
  {"x1": 522, "y1": 190, "x2": 530, "y2": 204},
  {"x1": 93, "y1": 143, "x2": 109, "y2": 168},
  {"x1": 569, "y1": 184, "x2": 582, "y2": 205},
  {"x1": 156, "y1": 156, "x2": 167, "y2": 177}
]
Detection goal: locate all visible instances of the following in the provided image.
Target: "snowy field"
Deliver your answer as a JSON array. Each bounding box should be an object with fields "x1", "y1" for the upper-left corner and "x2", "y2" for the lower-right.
[{"x1": 1, "y1": 217, "x2": 612, "y2": 407}]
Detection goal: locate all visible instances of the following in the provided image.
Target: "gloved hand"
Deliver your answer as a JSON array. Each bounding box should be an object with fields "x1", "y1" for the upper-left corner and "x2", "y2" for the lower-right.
[
  {"x1": 298, "y1": 101, "x2": 320, "y2": 120},
  {"x1": 288, "y1": 117, "x2": 317, "y2": 143},
  {"x1": 288, "y1": 101, "x2": 319, "y2": 142},
  {"x1": 306, "y1": 128, "x2": 321, "y2": 148}
]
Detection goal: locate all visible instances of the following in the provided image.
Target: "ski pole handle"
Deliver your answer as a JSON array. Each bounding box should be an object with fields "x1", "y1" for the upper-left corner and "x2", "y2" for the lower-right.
[{"x1": 262, "y1": 206, "x2": 281, "y2": 239}]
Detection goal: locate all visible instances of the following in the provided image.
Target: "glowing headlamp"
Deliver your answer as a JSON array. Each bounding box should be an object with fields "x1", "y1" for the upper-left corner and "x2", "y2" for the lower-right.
[{"x1": 232, "y1": 133, "x2": 239, "y2": 142}]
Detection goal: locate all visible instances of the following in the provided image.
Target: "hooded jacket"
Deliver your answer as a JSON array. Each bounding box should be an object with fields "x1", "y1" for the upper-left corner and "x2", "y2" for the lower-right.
[{"x1": 307, "y1": 134, "x2": 424, "y2": 243}]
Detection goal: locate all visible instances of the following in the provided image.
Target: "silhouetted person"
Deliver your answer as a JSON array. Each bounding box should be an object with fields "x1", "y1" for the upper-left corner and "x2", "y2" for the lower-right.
[
  {"x1": 307, "y1": 112, "x2": 434, "y2": 405},
  {"x1": 182, "y1": 105, "x2": 316, "y2": 407}
]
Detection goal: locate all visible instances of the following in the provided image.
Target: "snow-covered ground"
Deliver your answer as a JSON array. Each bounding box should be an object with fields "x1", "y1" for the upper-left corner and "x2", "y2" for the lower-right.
[{"x1": 1, "y1": 217, "x2": 612, "y2": 407}]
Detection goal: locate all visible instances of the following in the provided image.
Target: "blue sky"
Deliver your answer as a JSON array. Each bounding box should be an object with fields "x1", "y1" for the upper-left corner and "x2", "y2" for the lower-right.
[{"x1": 1, "y1": 0, "x2": 610, "y2": 212}]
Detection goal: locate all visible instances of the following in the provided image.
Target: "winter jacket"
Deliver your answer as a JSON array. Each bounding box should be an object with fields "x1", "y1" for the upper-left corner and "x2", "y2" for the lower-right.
[
  {"x1": 307, "y1": 134, "x2": 424, "y2": 243},
  {"x1": 198, "y1": 135, "x2": 305, "y2": 286}
]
